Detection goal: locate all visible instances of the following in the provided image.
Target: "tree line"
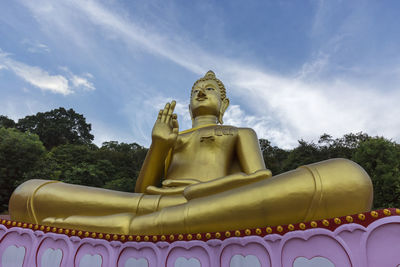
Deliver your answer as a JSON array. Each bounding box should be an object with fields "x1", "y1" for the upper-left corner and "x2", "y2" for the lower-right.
[{"x1": 1, "y1": 108, "x2": 399, "y2": 213}]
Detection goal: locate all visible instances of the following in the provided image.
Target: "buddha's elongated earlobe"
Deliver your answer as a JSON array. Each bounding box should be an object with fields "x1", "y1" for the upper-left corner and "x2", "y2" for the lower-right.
[
  {"x1": 218, "y1": 98, "x2": 230, "y2": 124},
  {"x1": 189, "y1": 104, "x2": 194, "y2": 124}
]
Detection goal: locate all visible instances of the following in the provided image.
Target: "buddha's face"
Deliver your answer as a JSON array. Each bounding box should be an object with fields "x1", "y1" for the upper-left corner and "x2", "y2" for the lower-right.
[{"x1": 190, "y1": 80, "x2": 223, "y2": 118}]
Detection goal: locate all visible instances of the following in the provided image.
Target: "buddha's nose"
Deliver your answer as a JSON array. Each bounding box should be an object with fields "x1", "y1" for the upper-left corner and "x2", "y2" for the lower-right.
[{"x1": 197, "y1": 89, "x2": 206, "y2": 97}]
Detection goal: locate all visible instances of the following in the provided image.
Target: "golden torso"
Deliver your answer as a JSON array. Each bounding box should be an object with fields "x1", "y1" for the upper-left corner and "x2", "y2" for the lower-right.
[{"x1": 166, "y1": 125, "x2": 239, "y2": 182}]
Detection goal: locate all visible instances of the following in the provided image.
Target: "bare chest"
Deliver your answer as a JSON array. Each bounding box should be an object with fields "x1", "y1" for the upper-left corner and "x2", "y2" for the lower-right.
[
  {"x1": 166, "y1": 126, "x2": 238, "y2": 180},
  {"x1": 175, "y1": 126, "x2": 237, "y2": 153}
]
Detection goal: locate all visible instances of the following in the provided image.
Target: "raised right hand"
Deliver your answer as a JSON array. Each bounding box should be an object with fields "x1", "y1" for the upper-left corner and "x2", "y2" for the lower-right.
[{"x1": 151, "y1": 100, "x2": 179, "y2": 147}]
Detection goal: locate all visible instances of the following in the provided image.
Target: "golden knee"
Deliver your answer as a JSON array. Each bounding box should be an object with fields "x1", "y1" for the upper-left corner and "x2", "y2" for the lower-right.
[{"x1": 9, "y1": 179, "x2": 60, "y2": 224}]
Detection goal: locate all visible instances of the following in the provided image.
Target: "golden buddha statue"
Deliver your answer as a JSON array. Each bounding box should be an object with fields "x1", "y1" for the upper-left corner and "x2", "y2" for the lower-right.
[{"x1": 9, "y1": 71, "x2": 373, "y2": 235}]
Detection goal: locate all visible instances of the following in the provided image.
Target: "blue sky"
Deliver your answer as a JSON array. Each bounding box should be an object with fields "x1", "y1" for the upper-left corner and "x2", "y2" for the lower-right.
[{"x1": 1, "y1": 0, "x2": 400, "y2": 148}]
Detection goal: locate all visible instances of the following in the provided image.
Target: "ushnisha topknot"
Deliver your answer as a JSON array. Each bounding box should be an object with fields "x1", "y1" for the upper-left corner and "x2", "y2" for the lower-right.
[{"x1": 191, "y1": 70, "x2": 226, "y2": 100}]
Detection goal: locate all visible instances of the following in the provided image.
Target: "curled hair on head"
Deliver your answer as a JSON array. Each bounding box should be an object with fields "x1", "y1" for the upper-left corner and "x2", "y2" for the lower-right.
[{"x1": 191, "y1": 70, "x2": 226, "y2": 100}]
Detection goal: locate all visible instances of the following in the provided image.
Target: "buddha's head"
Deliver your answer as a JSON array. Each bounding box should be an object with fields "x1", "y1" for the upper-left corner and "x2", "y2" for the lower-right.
[{"x1": 190, "y1": 71, "x2": 230, "y2": 124}]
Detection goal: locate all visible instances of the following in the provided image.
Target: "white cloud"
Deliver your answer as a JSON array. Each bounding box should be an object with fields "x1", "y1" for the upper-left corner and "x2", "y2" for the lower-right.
[
  {"x1": 226, "y1": 65, "x2": 400, "y2": 147},
  {"x1": 59, "y1": 67, "x2": 95, "y2": 91},
  {"x1": 296, "y1": 52, "x2": 330, "y2": 81},
  {"x1": 0, "y1": 51, "x2": 95, "y2": 95},
  {"x1": 224, "y1": 104, "x2": 296, "y2": 149},
  {"x1": 84, "y1": 72, "x2": 93, "y2": 79},
  {"x1": 0, "y1": 50, "x2": 71, "y2": 95},
  {"x1": 21, "y1": 39, "x2": 50, "y2": 53},
  {"x1": 20, "y1": 0, "x2": 400, "y2": 148},
  {"x1": 70, "y1": 75, "x2": 95, "y2": 91},
  {"x1": 20, "y1": 0, "x2": 210, "y2": 74},
  {"x1": 90, "y1": 119, "x2": 131, "y2": 147},
  {"x1": 12, "y1": 65, "x2": 69, "y2": 94},
  {"x1": 0, "y1": 97, "x2": 49, "y2": 123}
]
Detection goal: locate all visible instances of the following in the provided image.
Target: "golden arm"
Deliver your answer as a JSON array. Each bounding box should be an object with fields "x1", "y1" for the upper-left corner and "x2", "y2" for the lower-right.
[
  {"x1": 135, "y1": 101, "x2": 179, "y2": 193},
  {"x1": 135, "y1": 143, "x2": 171, "y2": 193},
  {"x1": 236, "y1": 128, "x2": 268, "y2": 173}
]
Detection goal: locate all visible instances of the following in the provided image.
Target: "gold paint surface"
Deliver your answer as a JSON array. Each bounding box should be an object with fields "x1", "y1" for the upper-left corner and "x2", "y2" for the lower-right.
[{"x1": 9, "y1": 71, "x2": 373, "y2": 235}]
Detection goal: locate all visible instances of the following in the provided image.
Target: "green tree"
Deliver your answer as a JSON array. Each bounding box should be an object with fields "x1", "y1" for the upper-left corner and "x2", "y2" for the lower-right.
[
  {"x1": 260, "y1": 132, "x2": 371, "y2": 175},
  {"x1": 259, "y1": 139, "x2": 289, "y2": 175},
  {"x1": 44, "y1": 144, "x2": 109, "y2": 187},
  {"x1": 0, "y1": 116, "x2": 16, "y2": 129},
  {"x1": 280, "y1": 139, "x2": 325, "y2": 172},
  {"x1": 23, "y1": 141, "x2": 148, "y2": 192},
  {"x1": 16, "y1": 107, "x2": 94, "y2": 150},
  {"x1": 97, "y1": 141, "x2": 147, "y2": 192},
  {"x1": 353, "y1": 137, "x2": 400, "y2": 209},
  {"x1": 0, "y1": 127, "x2": 45, "y2": 211},
  {"x1": 318, "y1": 132, "x2": 370, "y2": 159}
]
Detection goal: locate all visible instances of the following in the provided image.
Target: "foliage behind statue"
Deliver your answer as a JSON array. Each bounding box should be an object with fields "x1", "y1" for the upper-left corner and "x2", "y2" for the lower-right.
[{"x1": 0, "y1": 110, "x2": 399, "y2": 213}]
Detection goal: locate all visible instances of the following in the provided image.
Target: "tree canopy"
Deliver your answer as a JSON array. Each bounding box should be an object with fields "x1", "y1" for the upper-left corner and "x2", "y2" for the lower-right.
[
  {"x1": 259, "y1": 132, "x2": 400, "y2": 209},
  {"x1": 0, "y1": 108, "x2": 399, "y2": 213},
  {"x1": 16, "y1": 107, "x2": 94, "y2": 149},
  {"x1": 0, "y1": 116, "x2": 16, "y2": 129},
  {"x1": 353, "y1": 137, "x2": 400, "y2": 208},
  {"x1": 0, "y1": 128, "x2": 45, "y2": 211}
]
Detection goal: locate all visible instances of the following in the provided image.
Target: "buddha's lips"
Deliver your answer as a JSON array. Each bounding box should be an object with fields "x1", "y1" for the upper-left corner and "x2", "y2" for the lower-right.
[{"x1": 196, "y1": 97, "x2": 207, "y2": 101}]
